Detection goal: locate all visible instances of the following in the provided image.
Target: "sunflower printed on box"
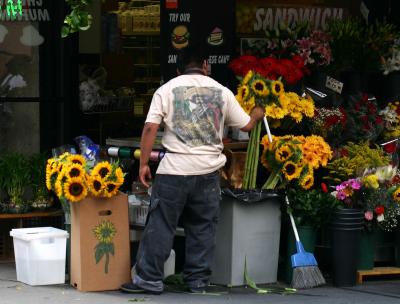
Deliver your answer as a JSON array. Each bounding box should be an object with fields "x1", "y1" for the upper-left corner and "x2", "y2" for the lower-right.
[{"x1": 45, "y1": 153, "x2": 130, "y2": 291}]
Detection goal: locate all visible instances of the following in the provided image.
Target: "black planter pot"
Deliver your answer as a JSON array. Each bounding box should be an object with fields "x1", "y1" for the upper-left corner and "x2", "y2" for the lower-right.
[{"x1": 330, "y1": 208, "x2": 363, "y2": 287}]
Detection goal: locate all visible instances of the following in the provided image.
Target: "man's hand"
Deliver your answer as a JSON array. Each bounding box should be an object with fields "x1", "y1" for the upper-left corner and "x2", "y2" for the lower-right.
[
  {"x1": 139, "y1": 164, "x2": 152, "y2": 188},
  {"x1": 251, "y1": 106, "x2": 265, "y2": 121},
  {"x1": 241, "y1": 105, "x2": 265, "y2": 132}
]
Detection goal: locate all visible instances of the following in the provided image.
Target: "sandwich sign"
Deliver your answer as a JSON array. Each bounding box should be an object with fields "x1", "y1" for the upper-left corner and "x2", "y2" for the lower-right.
[{"x1": 161, "y1": 0, "x2": 235, "y2": 85}]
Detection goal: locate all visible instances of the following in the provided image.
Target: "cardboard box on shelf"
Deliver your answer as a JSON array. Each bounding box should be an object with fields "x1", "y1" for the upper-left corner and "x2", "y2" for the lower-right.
[{"x1": 70, "y1": 193, "x2": 130, "y2": 292}]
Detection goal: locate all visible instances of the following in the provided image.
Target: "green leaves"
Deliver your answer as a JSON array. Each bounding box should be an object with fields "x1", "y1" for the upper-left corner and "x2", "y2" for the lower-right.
[{"x1": 61, "y1": 0, "x2": 94, "y2": 38}]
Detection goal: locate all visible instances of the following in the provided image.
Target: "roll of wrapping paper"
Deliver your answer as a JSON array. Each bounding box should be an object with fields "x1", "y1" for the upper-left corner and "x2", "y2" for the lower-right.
[
  {"x1": 118, "y1": 147, "x2": 132, "y2": 158},
  {"x1": 133, "y1": 149, "x2": 141, "y2": 160},
  {"x1": 107, "y1": 147, "x2": 119, "y2": 157},
  {"x1": 149, "y1": 151, "x2": 160, "y2": 162}
]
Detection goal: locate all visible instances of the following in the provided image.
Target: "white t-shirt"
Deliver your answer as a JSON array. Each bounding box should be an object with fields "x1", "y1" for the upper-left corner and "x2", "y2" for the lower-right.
[{"x1": 145, "y1": 74, "x2": 250, "y2": 175}]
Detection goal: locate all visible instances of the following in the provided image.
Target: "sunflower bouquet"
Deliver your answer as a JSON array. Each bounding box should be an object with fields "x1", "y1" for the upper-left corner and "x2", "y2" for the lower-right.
[
  {"x1": 260, "y1": 135, "x2": 332, "y2": 190},
  {"x1": 45, "y1": 152, "x2": 124, "y2": 212},
  {"x1": 234, "y1": 70, "x2": 315, "y2": 189}
]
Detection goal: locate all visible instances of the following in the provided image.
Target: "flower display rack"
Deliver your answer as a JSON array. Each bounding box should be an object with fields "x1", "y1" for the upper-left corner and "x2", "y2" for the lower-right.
[{"x1": 357, "y1": 267, "x2": 400, "y2": 284}]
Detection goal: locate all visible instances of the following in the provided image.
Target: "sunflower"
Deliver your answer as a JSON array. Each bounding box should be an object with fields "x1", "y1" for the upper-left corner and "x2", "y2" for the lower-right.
[
  {"x1": 275, "y1": 145, "x2": 292, "y2": 163},
  {"x1": 45, "y1": 168, "x2": 59, "y2": 190},
  {"x1": 115, "y1": 167, "x2": 125, "y2": 185},
  {"x1": 92, "y1": 161, "x2": 112, "y2": 179},
  {"x1": 251, "y1": 79, "x2": 270, "y2": 97},
  {"x1": 93, "y1": 220, "x2": 117, "y2": 244},
  {"x1": 59, "y1": 152, "x2": 70, "y2": 160},
  {"x1": 271, "y1": 80, "x2": 284, "y2": 96},
  {"x1": 282, "y1": 161, "x2": 301, "y2": 181},
  {"x1": 54, "y1": 179, "x2": 63, "y2": 198},
  {"x1": 103, "y1": 182, "x2": 119, "y2": 198},
  {"x1": 89, "y1": 175, "x2": 105, "y2": 197},
  {"x1": 64, "y1": 163, "x2": 85, "y2": 179},
  {"x1": 237, "y1": 84, "x2": 250, "y2": 101},
  {"x1": 393, "y1": 188, "x2": 400, "y2": 202},
  {"x1": 265, "y1": 104, "x2": 286, "y2": 119},
  {"x1": 63, "y1": 177, "x2": 87, "y2": 202},
  {"x1": 67, "y1": 154, "x2": 86, "y2": 166},
  {"x1": 242, "y1": 70, "x2": 253, "y2": 85},
  {"x1": 300, "y1": 174, "x2": 314, "y2": 190}
]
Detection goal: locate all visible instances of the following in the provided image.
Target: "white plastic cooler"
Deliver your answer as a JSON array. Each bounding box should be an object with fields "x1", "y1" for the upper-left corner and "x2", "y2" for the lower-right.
[{"x1": 10, "y1": 227, "x2": 69, "y2": 285}]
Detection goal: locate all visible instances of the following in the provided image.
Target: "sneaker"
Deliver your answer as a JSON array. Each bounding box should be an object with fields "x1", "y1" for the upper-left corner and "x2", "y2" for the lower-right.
[{"x1": 120, "y1": 282, "x2": 162, "y2": 295}]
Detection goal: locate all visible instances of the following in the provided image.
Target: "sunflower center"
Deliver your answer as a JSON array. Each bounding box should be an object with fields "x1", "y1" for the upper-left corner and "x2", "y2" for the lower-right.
[
  {"x1": 255, "y1": 82, "x2": 264, "y2": 91},
  {"x1": 284, "y1": 163, "x2": 296, "y2": 175},
  {"x1": 278, "y1": 150, "x2": 289, "y2": 160},
  {"x1": 107, "y1": 183, "x2": 116, "y2": 192},
  {"x1": 99, "y1": 168, "x2": 110, "y2": 178},
  {"x1": 69, "y1": 183, "x2": 83, "y2": 196},
  {"x1": 274, "y1": 83, "x2": 281, "y2": 93},
  {"x1": 93, "y1": 180, "x2": 102, "y2": 191},
  {"x1": 70, "y1": 168, "x2": 81, "y2": 177}
]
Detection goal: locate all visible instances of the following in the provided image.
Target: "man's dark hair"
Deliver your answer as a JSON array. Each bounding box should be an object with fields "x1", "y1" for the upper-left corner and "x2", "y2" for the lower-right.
[{"x1": 176, "y1": 43, "x2": 208, "y2": 73}]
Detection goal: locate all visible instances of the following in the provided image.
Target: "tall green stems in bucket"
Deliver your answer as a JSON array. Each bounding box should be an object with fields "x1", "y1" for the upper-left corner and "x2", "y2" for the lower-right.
[{"x1": 242, "y1": 121, "x2": 262, "y2": 189}]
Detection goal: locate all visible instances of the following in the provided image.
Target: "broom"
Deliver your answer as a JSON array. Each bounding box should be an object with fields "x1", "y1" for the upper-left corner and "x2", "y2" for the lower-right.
[
  {"x1": 262, "y1": 117, "x2": 325, "y2": 289},
  {"x1": 285, "y1": 195, "x2": 326, "y2": 289}
]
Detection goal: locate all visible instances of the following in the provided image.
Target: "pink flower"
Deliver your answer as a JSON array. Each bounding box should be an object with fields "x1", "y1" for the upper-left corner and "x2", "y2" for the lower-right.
[
  {"x1": 364, "y1": 211, "x2": 373, "y2": 221},
  {"x1": 336, "y1": 191, "x2": 347, "y2": 200},
  {"x1": 348, "y1": 179, "x2": 361, "y2": 190}
]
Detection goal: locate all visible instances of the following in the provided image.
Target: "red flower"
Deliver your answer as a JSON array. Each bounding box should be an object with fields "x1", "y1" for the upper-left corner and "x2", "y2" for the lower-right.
[
  {"x1": 321, "y1": 183, "x2": 328, "y2": 193},
  {"x1": 383, "y1": 142, "x2": 397, "y2": 153},
  {"x1": 375, "y1": 116, "x2": 383, "y2": 125},
  {"x1": 291, "y1": 55, "x2": 305, "y2": 68},
  {"x1": 374, "y1": 205, "x2": 385, "y2": 215}
]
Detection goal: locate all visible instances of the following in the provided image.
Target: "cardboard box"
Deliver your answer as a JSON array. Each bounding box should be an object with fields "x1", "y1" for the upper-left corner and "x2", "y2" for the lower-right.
[{"x1": 71, "y1": 193, "x2": 131, "y2": 291}]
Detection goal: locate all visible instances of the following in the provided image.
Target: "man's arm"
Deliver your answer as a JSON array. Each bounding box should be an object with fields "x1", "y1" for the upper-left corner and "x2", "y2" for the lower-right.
[
  {"x1": 240, "y1": 106, "x2": 265, "y2": 132},
  {"x1": 139, "y1": 122, "x2": 160, "y2": 187}
]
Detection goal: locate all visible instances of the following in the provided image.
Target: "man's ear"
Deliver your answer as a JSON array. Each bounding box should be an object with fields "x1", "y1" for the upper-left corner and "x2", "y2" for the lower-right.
[{"x1": 202, "y1": 60, "x2": 209, "y2": 75}]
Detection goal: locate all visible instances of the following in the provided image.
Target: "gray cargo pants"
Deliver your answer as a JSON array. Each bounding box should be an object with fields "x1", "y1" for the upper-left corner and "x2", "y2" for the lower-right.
[{"x1": 133, "y1": 171, "x2": 220, "y2": 293}]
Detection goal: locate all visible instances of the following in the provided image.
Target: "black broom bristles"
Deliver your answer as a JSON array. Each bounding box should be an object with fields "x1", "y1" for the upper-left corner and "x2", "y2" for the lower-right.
[{"x1": 291, "y1": 266, "x2": 326, "y2": 289}]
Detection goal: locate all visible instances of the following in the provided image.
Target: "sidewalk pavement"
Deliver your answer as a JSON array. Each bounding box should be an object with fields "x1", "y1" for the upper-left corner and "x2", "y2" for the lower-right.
[{"x1": 1, "y1": 262, "x2": 400, "y2": 304}]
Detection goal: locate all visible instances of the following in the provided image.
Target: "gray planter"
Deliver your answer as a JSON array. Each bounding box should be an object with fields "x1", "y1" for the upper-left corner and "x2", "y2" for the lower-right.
[{"x1": 211, "y1": 193, "x2": 281, "y2": 286}]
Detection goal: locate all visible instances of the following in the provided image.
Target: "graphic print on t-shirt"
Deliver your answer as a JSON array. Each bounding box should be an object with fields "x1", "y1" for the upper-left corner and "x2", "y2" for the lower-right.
[{"x1": 172, "y1": 86, "x2": 224, "y2": 146}]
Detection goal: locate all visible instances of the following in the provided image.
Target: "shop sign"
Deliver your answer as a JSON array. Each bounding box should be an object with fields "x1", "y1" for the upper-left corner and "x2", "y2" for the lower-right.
[
  {"x1": 236, "y1": 1, "x2": 353, "y2": 34},
  {"x1": 0, "y1": 0, "x2": 50, "y2": 21}
]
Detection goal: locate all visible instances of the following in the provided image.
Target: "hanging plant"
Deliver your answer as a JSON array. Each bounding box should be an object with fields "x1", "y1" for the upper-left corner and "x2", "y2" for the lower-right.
[{"x1": 61, "y1": 0, "x2": 93, "y2": 38}]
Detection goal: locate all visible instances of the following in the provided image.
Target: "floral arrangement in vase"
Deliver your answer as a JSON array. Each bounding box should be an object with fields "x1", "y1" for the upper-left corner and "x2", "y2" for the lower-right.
[
  {"x1": 344, "y1": 94, "x2": 384, "y2": 142},
  {"x1": 331, "y1": 166, "x2": 400, "y2": 232},
  {"x1": 325, "y1": 142, "x2": 391, "y2": 184},
  {"x1": 229, "y1": 55, "x2": 307, "y2": 86},
  {"x1": 381, "y1": 38, "x2": 400, "y2": 75},
  {"x1": 308, "y1": 106, "x2": 347, "y2": 146},
  {"x1": 380, "y1": 101, "x2": 400, "y2": 140},
  {"x1": 295, "y1": 30, "x2": 332, "y2": 69},
  {"x1": 46, "y1": 152, "x2": 125, "y2": 211}
]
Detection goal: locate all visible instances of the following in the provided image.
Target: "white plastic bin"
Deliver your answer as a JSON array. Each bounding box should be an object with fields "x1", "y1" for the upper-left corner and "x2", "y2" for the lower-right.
[{"x1": 10, "y1": 227, "x2": 69, "y2": 285}]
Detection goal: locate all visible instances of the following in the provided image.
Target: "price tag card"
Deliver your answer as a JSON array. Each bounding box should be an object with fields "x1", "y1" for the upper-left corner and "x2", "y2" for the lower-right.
[{"x1": 325, "y1": 76, "x2": 343, "y2": 94}]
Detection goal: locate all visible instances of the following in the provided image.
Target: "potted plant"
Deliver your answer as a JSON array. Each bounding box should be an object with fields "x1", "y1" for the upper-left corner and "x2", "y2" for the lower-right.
[{"x1": 0, "y1": 153, "x2": 31, "y2": 213}]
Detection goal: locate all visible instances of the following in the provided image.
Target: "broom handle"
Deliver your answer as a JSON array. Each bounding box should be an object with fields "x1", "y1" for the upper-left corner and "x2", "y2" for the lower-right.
[
  {"x1": 262, "y1": 116, "x2": 300, "y2": 243},
  {"x1": 286, "y1": 196, "x2": 300, "y2": 242}
]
